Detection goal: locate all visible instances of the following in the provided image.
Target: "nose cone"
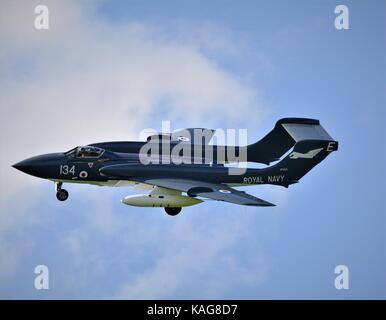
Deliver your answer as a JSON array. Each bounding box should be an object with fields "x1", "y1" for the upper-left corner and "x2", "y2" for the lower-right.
[
  {"x1": 13, "y1": 158, "x2": 38, "y2": 175},
  {"x1": 13, "y1": 160, "x2": 30, "y2": 173},
  {"x1": 13, "y1": 153, "x2": 64, "y2": 178}
]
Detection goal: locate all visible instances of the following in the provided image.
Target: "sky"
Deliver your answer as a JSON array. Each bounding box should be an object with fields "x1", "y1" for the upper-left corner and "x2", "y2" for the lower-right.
[{"x1": 0, "y1": 0, "x2": 385, "y2": 299}]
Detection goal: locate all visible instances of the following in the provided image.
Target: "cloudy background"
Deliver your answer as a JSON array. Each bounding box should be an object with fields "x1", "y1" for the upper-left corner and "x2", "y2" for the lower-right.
[{"x1": 0, "y1": 0, "x2": 385, "y2": 299}]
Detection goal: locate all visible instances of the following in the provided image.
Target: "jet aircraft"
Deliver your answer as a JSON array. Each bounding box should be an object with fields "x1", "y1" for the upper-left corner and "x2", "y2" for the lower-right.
[{"x1": 13, "y1": 118, "x2": 338, "y2": 215}]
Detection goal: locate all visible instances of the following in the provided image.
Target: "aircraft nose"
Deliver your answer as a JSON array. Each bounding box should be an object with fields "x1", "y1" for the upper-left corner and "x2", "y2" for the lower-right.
[
  {"x1": 12, "y1": 153, "x2": 64, "y2": 178},
  {"x1": 13, "y1": 158, "x2": 41, "y2": 175}
]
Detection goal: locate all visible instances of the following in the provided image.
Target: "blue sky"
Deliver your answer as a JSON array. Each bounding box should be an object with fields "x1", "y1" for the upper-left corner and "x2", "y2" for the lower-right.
[{"x1": 0, "y1": 0, "x2": 385, "y2": 299}]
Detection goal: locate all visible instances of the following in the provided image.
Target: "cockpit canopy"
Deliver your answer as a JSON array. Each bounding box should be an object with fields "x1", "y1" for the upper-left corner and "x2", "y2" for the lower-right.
[
  {"x1": 76, "y1": 146, "x2": 105, "y2": 158},
  {"x1": 65, "y1": 146, "x2": 105, "y2": 159}
]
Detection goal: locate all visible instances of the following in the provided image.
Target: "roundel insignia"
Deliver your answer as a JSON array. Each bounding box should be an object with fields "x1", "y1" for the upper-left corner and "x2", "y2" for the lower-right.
[
  {"x1": 79, "y1": 171, "x2": 88, "y2": 178},
  {"x1": 219, "y1": 189, "x2": 231, "y2": 194},
  {"x1": 178, "y1": 136, "x2": 190, "y2": 142}
]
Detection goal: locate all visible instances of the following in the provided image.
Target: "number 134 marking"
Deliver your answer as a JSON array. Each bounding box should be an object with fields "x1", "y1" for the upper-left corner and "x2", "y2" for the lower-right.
[{"x1": 59, "y1": 165, "x2": 75, "y2": 175}]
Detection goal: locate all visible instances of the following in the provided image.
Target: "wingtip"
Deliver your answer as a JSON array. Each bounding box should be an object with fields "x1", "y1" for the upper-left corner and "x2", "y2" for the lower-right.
[
  {"x1": 245, "y1": 201, "x2": 276, "y2": 207},
  {"x1": 260, "y1": 199, "x2": 276, "y2": 207},
  {"x1": 264, "y1": 202, "x2": 276, "y2": 207}
]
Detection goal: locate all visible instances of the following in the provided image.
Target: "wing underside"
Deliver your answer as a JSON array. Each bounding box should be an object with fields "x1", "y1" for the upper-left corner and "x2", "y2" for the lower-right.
[{"x1": 134, "y1": 178, "x2": 275, "y2": 207}]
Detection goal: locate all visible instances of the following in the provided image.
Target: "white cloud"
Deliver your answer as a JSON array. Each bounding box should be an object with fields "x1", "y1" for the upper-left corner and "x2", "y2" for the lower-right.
[
  {"x1": 114, "y1": 212, "x2": 269, "y2": 299},
  {"x1": 0, "y1": 0, "x2": 264, "y2": 202},
  {"x1": 0, "y1": 0, "x2": 271, "y2": 298}
]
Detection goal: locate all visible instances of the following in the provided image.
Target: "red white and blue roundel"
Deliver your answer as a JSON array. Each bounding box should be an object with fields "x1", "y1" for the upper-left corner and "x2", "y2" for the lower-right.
[{"x1": 79, "y1": 171, "x2": 88, "y2": 178}]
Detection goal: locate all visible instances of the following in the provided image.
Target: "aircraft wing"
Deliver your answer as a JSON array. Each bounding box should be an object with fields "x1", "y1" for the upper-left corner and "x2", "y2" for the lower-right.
[{"x1": 133, "y1": 178, "x2": 275, "y2": 207}]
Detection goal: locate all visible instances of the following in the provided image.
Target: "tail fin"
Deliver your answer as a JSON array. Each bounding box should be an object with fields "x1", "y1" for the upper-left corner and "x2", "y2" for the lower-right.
[
  {"x1": 247, "y1": 118, "x2": 334, "y2": 164},
  {"x1": 260, "y1": 139, "x2": 338, "y2": 187}
]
